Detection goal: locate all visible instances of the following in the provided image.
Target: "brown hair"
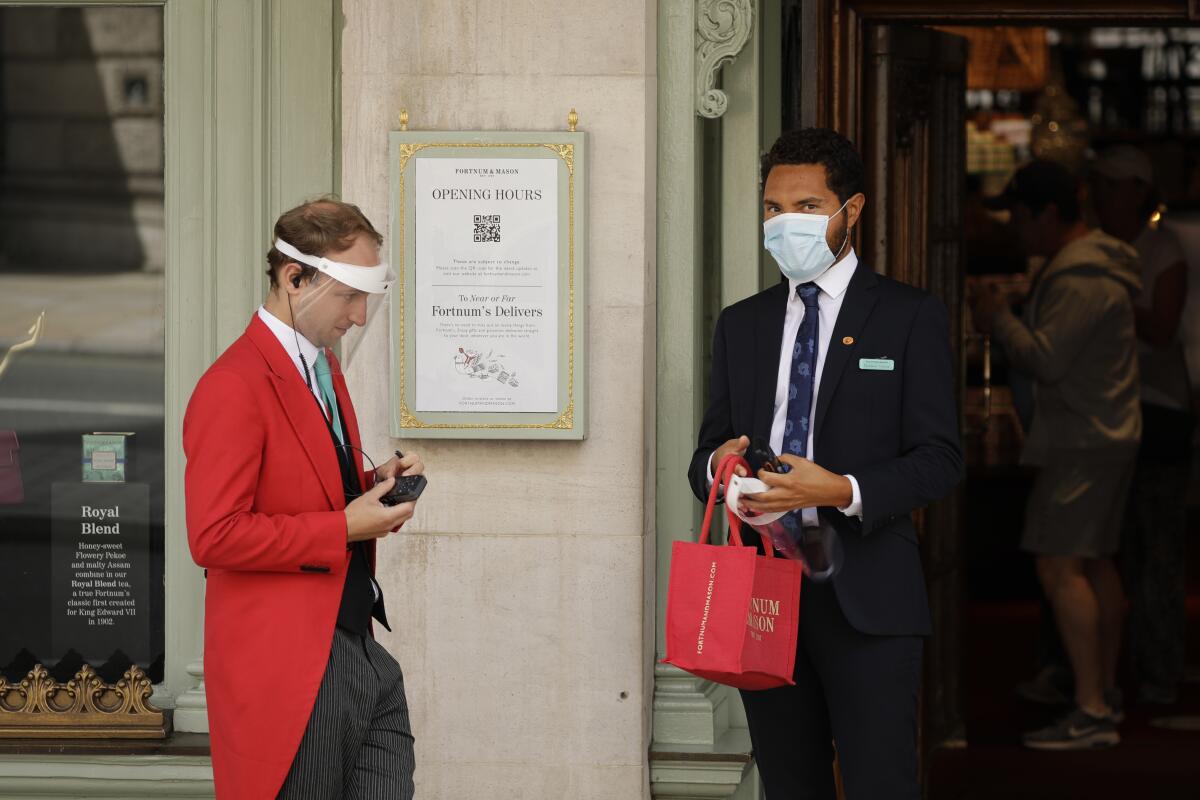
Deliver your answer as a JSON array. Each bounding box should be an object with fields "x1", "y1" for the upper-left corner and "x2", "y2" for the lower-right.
[{"x1": 266, "y1": 197, "x2": 384, "y2": 287}]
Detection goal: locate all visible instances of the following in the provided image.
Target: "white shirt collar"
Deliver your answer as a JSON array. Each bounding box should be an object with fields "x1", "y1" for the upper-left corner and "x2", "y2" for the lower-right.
[
  {"x1": 257, "y1": 306, "x2": 321, "y2": 380},
  {"x1": 788, "y1": 248, "x2": 859, "y2": 301}
]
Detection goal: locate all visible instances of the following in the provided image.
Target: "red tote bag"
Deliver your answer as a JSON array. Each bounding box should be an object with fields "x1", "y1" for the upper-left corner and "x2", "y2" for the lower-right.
[{"x1": 662, "y1": 454, "x2": 802, "y2": 690}]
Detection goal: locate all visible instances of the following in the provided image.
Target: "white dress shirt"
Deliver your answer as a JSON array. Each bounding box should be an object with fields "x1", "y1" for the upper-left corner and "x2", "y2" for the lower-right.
[
  {"x1": 709, "y1": 252, "x2": 864, "y2": 525},
  {"x1": 258, "y1": 306, "x2": 326, "y2": 415}
]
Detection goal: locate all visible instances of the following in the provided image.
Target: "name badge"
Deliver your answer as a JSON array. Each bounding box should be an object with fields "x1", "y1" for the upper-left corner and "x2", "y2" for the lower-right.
[{"x1": 859, "y1": 358, "x2": 894, "y2": 371}]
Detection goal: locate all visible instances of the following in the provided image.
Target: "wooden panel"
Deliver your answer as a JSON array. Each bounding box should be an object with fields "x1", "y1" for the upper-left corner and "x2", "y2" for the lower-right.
[
  {"x1": 848, "y1": 0, "x2": 1189, "y2": 21},
  {"x1": 861, "y1": 22, "x2": 969, "y2": 757}
]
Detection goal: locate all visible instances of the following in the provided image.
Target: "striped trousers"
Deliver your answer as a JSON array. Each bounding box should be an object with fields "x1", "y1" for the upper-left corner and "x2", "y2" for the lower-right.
[{"x1": 278, "y1": 626, "x2": 415, "y2": 799}]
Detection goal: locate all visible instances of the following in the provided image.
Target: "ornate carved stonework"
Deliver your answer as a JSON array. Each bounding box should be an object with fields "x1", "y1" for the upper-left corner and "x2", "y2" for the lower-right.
[
  {"x1": 695, "y1": 0, "x2": 754, "y2": 119},
  {"x1": 0, "y1": 663, "x2": 167, "y2": 738}
]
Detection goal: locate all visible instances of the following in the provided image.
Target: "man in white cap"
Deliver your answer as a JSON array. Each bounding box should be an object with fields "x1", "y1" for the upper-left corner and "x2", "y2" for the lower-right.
[
  {"x1": 184, "y1": 198, "x2": 421, "y2": 798},
  {"x1": 1091, "y1": 146, "x2": 1194, "y2": 707}
]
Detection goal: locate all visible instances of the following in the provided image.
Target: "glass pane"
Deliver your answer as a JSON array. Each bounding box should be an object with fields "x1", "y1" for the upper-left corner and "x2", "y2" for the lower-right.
[{"x1": 0, "y1": 6, "x2": 165, "y2": 685}]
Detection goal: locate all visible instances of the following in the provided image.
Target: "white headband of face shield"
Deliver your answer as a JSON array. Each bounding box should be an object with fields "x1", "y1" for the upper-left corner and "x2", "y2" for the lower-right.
[{"x1": 274, "y1": 238, "x2": 393, "y2": 294}]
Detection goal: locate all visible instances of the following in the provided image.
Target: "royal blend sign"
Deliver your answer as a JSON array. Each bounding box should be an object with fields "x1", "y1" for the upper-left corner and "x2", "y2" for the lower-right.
[{"x1": 50, "y1": 482, "x2": 150, "y2": 667}]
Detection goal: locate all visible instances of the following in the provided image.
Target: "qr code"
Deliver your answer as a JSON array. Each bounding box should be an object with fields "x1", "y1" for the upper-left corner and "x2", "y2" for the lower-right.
[{"x1": 474, "y1": 214, "x2": 501, "y2": 243}]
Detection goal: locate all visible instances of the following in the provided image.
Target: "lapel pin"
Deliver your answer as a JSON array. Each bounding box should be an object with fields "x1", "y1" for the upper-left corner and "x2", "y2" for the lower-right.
[{"x1": 842, "y1": 336, "x2": 854, "y2": 346}]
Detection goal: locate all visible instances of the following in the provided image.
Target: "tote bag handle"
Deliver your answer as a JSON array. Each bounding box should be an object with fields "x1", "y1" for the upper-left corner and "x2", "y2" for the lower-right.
[{"x1": 698, "y1": 453, "x2": 774, "y2": 558}]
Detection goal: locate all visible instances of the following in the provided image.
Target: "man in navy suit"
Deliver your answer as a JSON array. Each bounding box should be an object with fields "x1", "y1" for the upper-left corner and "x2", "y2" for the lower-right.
[{"x1": 689, "y1": 128, "x2": 963, "y2": 799}]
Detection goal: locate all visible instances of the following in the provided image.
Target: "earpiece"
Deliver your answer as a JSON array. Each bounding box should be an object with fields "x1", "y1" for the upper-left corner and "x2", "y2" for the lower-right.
[{"x1": 285, "y1": 280, "x2": 312, "y2": 392}]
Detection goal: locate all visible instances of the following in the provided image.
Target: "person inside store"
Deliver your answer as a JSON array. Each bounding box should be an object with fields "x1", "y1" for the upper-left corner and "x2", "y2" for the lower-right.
[
  {"x1": 1090, "y1": 145, "x2": 1195, "y2": 707},
  {"x1": 183, "y1": 199, "x2": 421, "y2": 799},
  {"x1": 966, "y1": 172, "x2": 1026, "y2": 276},
  {"x1": 689, "y1": 127, "x2": 963, "y2": 798},
  {"x1": 972, "y1": 159, "x2": 1141, "y2": 750}
]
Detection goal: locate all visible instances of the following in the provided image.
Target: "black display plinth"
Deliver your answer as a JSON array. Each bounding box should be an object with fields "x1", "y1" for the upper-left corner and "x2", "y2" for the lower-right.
[{"x1": 49, "y1": 482, "x2": 151, "y2": 669}]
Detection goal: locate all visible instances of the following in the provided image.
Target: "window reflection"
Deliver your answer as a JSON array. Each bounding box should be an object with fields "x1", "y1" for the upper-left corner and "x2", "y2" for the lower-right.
[{"x1": 0, "y1": 6, "x2": 165, "y2": 685}]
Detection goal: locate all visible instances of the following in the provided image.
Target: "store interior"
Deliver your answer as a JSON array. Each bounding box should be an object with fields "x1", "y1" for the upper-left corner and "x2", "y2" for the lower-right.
[{"x1": 929, "y1": 25, "x2": 1200, "y2": 799}]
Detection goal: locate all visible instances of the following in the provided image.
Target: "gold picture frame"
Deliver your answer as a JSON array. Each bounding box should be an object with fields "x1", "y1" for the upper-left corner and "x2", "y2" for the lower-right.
[{"x1": 388, "y1": 117, "x2": 587, "y2": 440}]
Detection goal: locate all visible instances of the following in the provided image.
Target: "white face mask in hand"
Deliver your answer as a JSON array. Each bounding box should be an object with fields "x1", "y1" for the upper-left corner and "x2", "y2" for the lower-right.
[
  {"x1": 725, "y1": 474, "x2": 786, "y2": 526},
  {"x1": 763, "y1": 198, "x2": 850, "y2": 283}
]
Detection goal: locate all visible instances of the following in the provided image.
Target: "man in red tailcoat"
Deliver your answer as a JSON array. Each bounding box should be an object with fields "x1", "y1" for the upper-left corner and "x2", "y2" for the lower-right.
[{"x1": 184, "y1": 199, "x2": 422, "y2": 798}]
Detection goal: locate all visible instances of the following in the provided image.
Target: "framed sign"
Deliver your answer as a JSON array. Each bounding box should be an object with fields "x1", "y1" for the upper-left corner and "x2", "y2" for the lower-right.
[{"x1": 389, "y1": 128, "x2": 586, "y2": 439}]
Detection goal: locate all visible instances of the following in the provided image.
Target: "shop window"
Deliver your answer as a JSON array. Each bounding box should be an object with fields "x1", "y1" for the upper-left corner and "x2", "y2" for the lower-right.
[{"x1": 0, "y1": 6, "x2": 165, "y2": 702}]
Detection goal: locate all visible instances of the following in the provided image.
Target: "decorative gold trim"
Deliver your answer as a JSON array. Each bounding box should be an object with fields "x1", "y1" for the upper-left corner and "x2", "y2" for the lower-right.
[
  {"x1": 567, "y1": 108, "x2": 579, "y2": 132},
  {"x1": 398, "y1": 108, "x2": 409, "y2": 132},
  {"x1": 395, "y1": 141, "x2": 578, "y2": 430},
  {"x1": 0, "y1": 663, "x2": 167, "y2": 739}
]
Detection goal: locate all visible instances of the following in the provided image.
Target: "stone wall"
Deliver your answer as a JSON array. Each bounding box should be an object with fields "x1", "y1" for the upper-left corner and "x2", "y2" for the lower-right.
[
  {"x1": 339, "y1": 1, "x2": 656, "y2": 797},
  {"x1": 0, "y1": 7, "x2": 163, "y2": 273}
]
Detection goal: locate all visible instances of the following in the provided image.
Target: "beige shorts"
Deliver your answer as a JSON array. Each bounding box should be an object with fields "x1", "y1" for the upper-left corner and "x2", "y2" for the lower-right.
[{"x1": 1020, "y1": 453, "x2": 1137, "y2": 558}]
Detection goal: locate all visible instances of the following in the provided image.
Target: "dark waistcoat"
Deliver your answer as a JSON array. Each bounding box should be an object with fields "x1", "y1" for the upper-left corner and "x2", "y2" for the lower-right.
[{"x1": 321, "y1": 396, "x2": 389, "y2": 635}]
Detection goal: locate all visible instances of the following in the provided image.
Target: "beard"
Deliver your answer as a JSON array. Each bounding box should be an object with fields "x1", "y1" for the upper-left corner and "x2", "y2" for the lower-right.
[{"x1": 827, "y1": 213, "x2": 850, "y2": 258}]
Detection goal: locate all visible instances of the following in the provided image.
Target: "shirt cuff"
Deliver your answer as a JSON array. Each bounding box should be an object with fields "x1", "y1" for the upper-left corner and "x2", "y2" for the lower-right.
[
  {"x1": 838, "y1": 474, "x2": 863, "y2": 519},
  {"x1": 705, "y1": 451, "x2": 728, "y2": 500}
]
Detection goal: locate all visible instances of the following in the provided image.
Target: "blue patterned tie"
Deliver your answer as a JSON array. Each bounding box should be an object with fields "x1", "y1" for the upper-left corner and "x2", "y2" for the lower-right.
[
  {"x1": 780, "y1": 283, "x2": 819, "y2": 539},
  {"x1": 313, "y1": 350, "x2": 344, "y2": 445},
  {"x1": 784, "y1": 283, "x2": 820, "y2": 459}
]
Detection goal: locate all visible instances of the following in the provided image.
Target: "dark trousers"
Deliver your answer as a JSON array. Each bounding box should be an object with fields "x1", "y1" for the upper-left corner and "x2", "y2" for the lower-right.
[
  {"x1": 740, "y1": 580, "x2": 923, "y2": 800},
  {"x1": 278, "y1": 627, "x2": 415, "y2": 799},
  {"x1": 1122, "y1": 405, "x2": 1193, "y2": 695}
]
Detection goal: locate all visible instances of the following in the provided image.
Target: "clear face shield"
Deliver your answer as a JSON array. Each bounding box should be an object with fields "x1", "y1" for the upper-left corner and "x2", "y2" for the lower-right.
[{"x1": 278, "y1": 238, "x2": 391, "y2": 370}]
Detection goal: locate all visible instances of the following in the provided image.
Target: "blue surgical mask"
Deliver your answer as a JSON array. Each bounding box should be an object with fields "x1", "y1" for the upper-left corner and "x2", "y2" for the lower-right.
[{"x1": 763, "y1": 199, "x2": 850, "y2": 283}]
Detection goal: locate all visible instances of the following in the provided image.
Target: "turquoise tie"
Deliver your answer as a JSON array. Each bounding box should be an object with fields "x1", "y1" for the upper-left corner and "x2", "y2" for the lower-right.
[{"x1": 313, "y1": 350, "x2": 344, "y2": 445}]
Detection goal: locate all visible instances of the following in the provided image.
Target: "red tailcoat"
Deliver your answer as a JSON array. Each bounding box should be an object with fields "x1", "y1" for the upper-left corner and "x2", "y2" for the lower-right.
[{"x1": 183, "y1": 315, "x2": 374, "y2": 799}]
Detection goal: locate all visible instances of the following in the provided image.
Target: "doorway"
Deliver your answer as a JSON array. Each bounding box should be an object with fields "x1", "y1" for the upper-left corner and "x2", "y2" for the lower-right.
[{"x1": 783, "y1": 2, "x2": 1200, "y2": 796}]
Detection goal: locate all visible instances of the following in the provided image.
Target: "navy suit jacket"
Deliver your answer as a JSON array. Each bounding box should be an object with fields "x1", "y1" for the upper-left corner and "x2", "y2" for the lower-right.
[{"x1": 688, "y1": 262, "x2": 963, "y2": 637}]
